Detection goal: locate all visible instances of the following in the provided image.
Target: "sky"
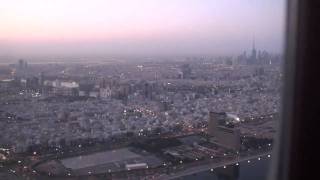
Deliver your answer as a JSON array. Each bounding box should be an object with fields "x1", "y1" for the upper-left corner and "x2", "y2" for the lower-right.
[{"x1": 0, "y1": 0, "x2": 286, "y2": 58}]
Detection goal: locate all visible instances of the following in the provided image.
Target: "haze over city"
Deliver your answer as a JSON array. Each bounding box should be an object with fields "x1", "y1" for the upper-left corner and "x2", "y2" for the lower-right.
[
  {"x1": 0, "y1": 0, "x2": 285, "y2": 60},
  {"x1": 0, "y1": 1, "x2": 286, "y2": 179}
]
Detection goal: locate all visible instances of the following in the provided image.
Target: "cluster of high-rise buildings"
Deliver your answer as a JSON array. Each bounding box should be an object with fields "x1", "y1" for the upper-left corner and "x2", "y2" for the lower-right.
[{"x1": 236, "y1": 42, "x2": 282, "y2": 65}]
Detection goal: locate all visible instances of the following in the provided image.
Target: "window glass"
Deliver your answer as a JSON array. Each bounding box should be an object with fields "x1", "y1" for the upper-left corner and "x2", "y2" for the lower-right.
[{"x1": 0, "y1": 0, "x2": 285, "y2": 179}]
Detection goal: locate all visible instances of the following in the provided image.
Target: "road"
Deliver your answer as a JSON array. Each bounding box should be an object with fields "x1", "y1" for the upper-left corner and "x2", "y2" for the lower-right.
[{"x1": 157, "y1": 152, "x2": 271, "y2": 180}]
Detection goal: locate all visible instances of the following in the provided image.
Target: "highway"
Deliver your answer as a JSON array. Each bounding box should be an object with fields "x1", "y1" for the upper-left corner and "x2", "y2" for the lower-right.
[{"x1": 157, "y1": 152, "x2": 271, "y2": 180}]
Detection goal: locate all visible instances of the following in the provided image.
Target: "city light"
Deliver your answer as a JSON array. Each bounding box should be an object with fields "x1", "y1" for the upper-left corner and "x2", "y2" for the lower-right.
[{"x1": 0, "y1": 30, "x2": 281, "y2": 179}]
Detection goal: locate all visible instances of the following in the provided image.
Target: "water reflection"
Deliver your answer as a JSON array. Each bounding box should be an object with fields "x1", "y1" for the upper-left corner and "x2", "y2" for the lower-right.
[{"x1": 216, "y1": 166, "x2": 239, "y2": 180}]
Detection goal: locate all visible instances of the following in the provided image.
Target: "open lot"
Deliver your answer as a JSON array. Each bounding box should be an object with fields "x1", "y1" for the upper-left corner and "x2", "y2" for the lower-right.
[{"x1": 60, "y1": 148, "x2": 141, "y2": 170}]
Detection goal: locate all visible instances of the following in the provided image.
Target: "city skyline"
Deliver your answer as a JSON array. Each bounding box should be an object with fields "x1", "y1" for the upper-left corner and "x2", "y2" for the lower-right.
[
  {"x1": 0, "y1": 1, "x2": 284, "y2": 179},
  {"x1": 0, "y1": 0, "x2": 285, "y2": 58}
]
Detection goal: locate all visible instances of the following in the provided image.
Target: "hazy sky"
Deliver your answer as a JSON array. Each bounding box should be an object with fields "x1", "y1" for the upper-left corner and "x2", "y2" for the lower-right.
[{"x1": 0, "y1": 0, "x2": 285, "y2": 57}]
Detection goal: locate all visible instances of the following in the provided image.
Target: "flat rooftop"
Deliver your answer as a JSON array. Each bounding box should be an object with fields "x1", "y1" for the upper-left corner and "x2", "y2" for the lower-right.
[{"x1": 60, "y1": 148, "x2": 141, "y2": 170}]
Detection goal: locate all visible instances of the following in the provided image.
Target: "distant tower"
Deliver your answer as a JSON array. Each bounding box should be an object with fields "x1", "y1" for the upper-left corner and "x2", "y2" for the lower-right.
[
  {"x1": 143, "y1": 82, "x2": 153, "y2": 100},
  {"x1": 100, "y1": 78, "x2": 107, "y2": 88},
  {"x1": 39, "y1": 72, "x2": 44, "y2": 87},
  {"x1": 181, "y1": 64, "x2": 192, "y2": 79},
  {"x1": 18, "y1": 59, "x2": 24, "y2": 70},
  {"x1": 250, "y1": 38, "x2": 257, "y2": 64}
]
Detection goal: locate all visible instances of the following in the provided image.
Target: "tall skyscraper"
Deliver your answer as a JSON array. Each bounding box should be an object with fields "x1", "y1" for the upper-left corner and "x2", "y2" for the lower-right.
[{"x1": 249, "y1": 39, "x2": 257, "y2": 64}]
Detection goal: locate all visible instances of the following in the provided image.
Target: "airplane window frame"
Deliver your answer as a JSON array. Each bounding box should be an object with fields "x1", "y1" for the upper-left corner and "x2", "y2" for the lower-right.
[{"x1": 270, "y1": 0, "x2": 319, "y2": 179}]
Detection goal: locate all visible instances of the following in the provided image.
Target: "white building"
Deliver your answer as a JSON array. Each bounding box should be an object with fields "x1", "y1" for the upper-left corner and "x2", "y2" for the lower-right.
[{"x1": 125, "y1": 163, "x2": 148, "y2": 170}]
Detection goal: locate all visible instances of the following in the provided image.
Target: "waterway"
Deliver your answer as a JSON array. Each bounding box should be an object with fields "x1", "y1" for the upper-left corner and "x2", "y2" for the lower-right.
[{"x1": 176, "y1": 157, "x2": 270, "y2": 180}]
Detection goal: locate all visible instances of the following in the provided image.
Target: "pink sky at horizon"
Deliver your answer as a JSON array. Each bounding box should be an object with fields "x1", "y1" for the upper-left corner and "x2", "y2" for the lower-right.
[{"x1": 0, "y1": 0, "x2": 286, "y2": 56}]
